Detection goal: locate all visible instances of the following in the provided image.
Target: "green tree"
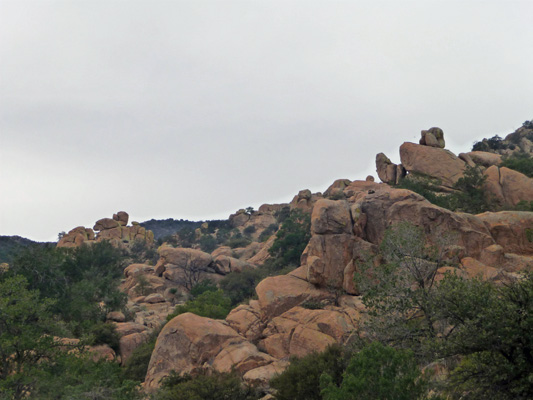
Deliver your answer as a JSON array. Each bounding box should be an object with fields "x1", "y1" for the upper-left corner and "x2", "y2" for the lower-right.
[
  {"x1": 270, "y1": 344, "x2": 349, "y2": 400},
  {"x1": 268, "y1": 209, "x2": 311, "y2": 269},
  {"x1": 433, "y1": 273, "x2": 533, "y2": 400},
  {"x1": 9, "y1": 242, "x2": 127, "y2": 335},
  {"x1": 320, "y1": 342, "x2": 433, "y2": 400},
  {"x1": 0, "y1": 275, "x2": 60, "y2": 398},
  {"x1": 155, "y1": 371, "x2": 260, "y2": 400},
  {"x1": 355, "y1": 222, "x2": 448, "y2": 356}
]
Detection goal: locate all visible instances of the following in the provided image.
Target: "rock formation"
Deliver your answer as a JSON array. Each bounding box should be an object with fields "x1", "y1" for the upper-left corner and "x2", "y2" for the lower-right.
[
  {"x1": 57, "y1": 211, "x2": 154, "y2": 249},
  {"x1": 144, "y1": 172, "x2": 533, "y2": 391}
]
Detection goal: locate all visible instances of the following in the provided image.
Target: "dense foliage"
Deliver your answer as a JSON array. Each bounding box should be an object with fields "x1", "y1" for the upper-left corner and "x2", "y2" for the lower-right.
[
  {"x1": 320, "y1": 342, "x2": 435, "y2": 400},
  {"x1": 397, "y1": 166, "x2": 492, "y2": 214},
  {"x1": 270, "y1": 345, "x2": 350, "y2": 400},
  {"x1": 154, "y1": 371, "x2": 261, "y2": 400},
  {"x1": 6, "y1": 241, "x2": 127, "y2": 336},
  {"x1": 501, "y1": 152, "x2": 533, "y2": 178}
]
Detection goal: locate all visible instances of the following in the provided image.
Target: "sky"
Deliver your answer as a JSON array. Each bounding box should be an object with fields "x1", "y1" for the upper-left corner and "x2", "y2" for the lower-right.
[{"x1": 1, "y1": 0, "x2": 532, "y2": 242}]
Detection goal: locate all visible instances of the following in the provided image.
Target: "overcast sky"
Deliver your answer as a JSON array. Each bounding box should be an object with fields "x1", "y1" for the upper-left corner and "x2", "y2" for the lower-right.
[{"x1": 1, "y1": 0, "x2": 532, "y2": 242}]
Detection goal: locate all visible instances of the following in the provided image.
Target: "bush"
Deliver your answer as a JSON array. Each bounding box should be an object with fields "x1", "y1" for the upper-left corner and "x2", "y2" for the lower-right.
[
  {"x1": 219, "y1": 268, "x2": 263, "y2": 306},
  {"x1": 189, "y1": 279, "x2": 218, "y2": 298},
  {"x1": 89, "y1": 322, "x2": 121, "y2": 353},
  {"x1": 167, "y1": 289, "x2": 232, "y2": 320},
  {"x1": 501, "y1": 152, "x2": 533, "y2": 178},
  {"x1": 243, "y1": 225, "x2": 256, "y2": 237},
  {"x1": 269, "y1": 209, "x2": 311, "y2": 269},
  {"x1": 258, "y1": 223, "x2": 278, "y2": 242},
  {"x1": 198, "y1": 235, "x2": 217, "y2": 253},
  {"x1": 155, "y1": 371, "x2": 260, "y2": 400},
  {"x1": 270, "y1": 344, "x2": 350, "y2": 400},
  {"x1": 226, "y1": 236, "x2": 251, "y2": 249},
  {"x1": 320, "y1": 342, "x2": 434, "y2": 400},
  {"x1": 122, "y1": 339, "x2": 155, "y2": 382}
]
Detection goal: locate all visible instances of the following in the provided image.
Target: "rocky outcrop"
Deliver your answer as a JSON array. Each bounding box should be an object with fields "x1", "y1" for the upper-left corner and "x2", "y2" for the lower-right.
[
  {"x1": 400, "y1": 142, "x2": 466, "y2": 187},
  {"x1": 57, "y1": 211, "x2": 154, "y2": 249},
  {"x1": 483, "y1": 166, "x2": 533, "y2": 206},
  {"x1": 144, "y1": 313, "x2": 274, "y2": 391}
]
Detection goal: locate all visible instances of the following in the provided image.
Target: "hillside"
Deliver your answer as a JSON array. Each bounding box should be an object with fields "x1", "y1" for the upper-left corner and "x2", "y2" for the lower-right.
[
  {"x1": 1, "y1": 123, "x2": 532, "y2": 399},
  {"x1": 0, "y1": 235, "x2": 51, "y2": 264}
]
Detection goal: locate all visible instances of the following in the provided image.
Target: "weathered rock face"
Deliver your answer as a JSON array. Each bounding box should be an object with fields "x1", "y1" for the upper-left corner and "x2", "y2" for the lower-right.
[
  {"x1": 259, "y1": 306, "x2": 360, "y2": 359},
  {"x1": 477, "y1": 212, "x2": 533, "y2": 255},
  {"x1": 483, "y1": 166, "x2": 533, "y2": 206},
  {"x1": 144, "y1": 313, "x2": 274, "y2": 391},
  {"x1": 400, "y1": 142, "x2": 466, "y2": 187}
]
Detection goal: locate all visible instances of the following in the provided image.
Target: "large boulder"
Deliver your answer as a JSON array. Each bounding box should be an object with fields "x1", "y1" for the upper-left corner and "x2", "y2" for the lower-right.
[
  {"x1": 311, "y1": 199, "x2": 352, "y2": 235},
  {"x1": 144, "y1": 313, "x2": 272, "y2": 391},
  {"x1": 483, "y1": 166, "x2": 533, "y2": 206},
  {"x1": 255, "y1": 275, "x2": 331, "y2": 319},
  {"x1": 349, "y1": 184, "x2": 495, "y2": 259},
  {"x1": 158, "y1": 247, "x2": 213, "y2": 271},
  {"x1": 259, "y1": 306, "x2": 359, "y2": 359},
  {"x1": 467, "y1": 151, "x2": 502, "y2": 168},
  {"x1": 303, "y1": 234, "x2": 355, "y2": 288},
  {"x1": 400, "y1": 142, "x2": 466, "y2": 187}
]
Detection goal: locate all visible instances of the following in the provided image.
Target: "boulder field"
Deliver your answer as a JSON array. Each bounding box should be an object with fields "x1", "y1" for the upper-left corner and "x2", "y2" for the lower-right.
[{"x1": 144, "y1": 178, "x2": 533, "y2": 391}]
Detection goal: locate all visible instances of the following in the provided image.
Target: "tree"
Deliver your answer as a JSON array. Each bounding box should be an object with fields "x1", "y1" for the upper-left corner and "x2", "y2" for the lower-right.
[
  {"x1": 355, "y1": 222, "x2": 449, "y2": 357},
  {"x1": 320, "y1": 342, "x2": 434, "y2": 400},
  {"x1": 155, "y1": 371, "x2": 260, "y2": 400},
  {"x1": 9, "y1": 241, "x2": 127, "y2": 336},
  {"x1": 433, "y1": 273, "x2": 533, "y2": 400},
  {"x1": 268, "y1": 209, "x2": 311, "y2": 269},
  {"x1": 270, "y1": 344, "x2": 349, "y2": 400},
  {"x1": 0, "y1": 275, "x2": 60, "y2": 398}
]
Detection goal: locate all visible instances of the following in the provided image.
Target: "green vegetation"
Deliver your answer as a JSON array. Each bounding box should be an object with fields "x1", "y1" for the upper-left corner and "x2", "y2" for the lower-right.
[
  {"x1": 0, "y1": 235, "x2": 49, "y2": 264},
  {"x1": 268, "y1": 208, "x2": 311, "y2": 269},
  {"x1": 270, "y1": 345, "x2": 350, "y2": 400},
  {"x1": 320, "y1": 342, "x2": 435, "y2": 400},
  {"x1": 167, "y1": 289, "x2": 232, "y2": 320},
  {"x1": 353, "y1": 222, "x2": 533, "y2": 399},
  {"x1": 0, "y1": 274, "x2": 140, "y2": 399},
  {"x1": 219, "y1": 267, "x2": 263, "y2": 306},
  {"x1": 501, "y1": 152, "x2": 533, "y2": 178},
  {"x1": 154, "y1": 371, "x2": 261, "y2": 400},
  {"x1": 397, "y1": 166, "x2": 492, "y2": 214},
  {"x1": 7, "y1": 241, "x2": 127, "y2": 336}
]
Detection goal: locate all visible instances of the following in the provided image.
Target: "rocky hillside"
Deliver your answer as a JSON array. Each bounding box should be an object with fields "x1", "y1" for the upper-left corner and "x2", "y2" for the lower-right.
[{"x1": 4, "y1": 123, "x2": 531, "y2": 399}]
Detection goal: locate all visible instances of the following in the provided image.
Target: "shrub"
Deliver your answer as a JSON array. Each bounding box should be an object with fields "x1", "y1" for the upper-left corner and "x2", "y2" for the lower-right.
[
  {"x1": 320, "y1": 342, "x2": 433, "y2": 400},
  {"x1": 243, "y1": 225, "x2": 256, "y2": 237},
  {"x1": 198, "y1": 235, "x2": 217, "y2": 253},
  {"x1": 501, "y1": 152, "x2": 533, "y2": 178},
  {"x1": 189, "y1": 279, "x2": 217, "y2": 297},
  {"x1": 269, "y1": 209, "x2": 311, "y2": 269},
  {"x1": 270, "y1": 344, "x2": 350, "y2": 400},
  {"x1": 226, "y1": 236, "x2": 251, "y2": 249},
  {"x1": 219, "y1": 268, "x2": 263, "y2": 306},
  {"x1": 258, "y1": 223, "x2": 278, "y2": 242},
  {"x1": 155, "y1": 371, "x2": 260, "y2": 400},
  {"x1": 167, "y1": 289, "x2": 232, "y2": 320},
  {"x1": 89, "y1": 322, "x2": 121, "y2": 353}
]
